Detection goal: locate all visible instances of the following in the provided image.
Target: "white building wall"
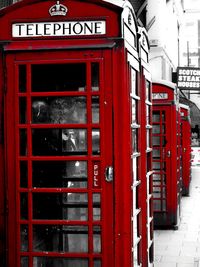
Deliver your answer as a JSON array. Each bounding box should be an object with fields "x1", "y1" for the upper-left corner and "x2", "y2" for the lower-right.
[{"x1": 147, "y1": 0, "x2": 184, "y2": 81}]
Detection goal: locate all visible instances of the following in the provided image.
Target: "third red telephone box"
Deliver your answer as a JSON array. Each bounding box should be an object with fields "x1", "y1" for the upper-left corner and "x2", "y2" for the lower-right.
[
  {"x1": 180, "y1": 104, "x2": 191, "y2": 196},
  {"x1": 152, "y1": 80, "x2": 181, "y2": 229}
]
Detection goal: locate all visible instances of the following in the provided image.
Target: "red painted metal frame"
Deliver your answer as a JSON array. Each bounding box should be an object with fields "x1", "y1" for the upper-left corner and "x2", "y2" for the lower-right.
[
  {"x1": 152, "y1": 81, "x2": 181, "y2": 229},
  {"x1": 180, "y1": 105, "x2": 191, "y2": 196}
]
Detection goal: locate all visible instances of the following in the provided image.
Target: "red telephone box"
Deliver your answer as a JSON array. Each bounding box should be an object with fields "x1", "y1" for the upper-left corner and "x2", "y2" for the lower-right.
[
  {"x1": 0, "y1": 0, "x2": 153, "y2": 266},
  {"x1": 180, "y1": 104, "x2": 191, "y2": 196},
  {"x1": 152, "y1": 80, "x2": 181, "y2": 229}
]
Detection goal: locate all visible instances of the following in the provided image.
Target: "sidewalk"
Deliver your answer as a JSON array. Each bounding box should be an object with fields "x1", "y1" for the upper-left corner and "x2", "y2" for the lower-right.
[{"x1": 154, "y1": 167, "x2": 200, "y2": 267}]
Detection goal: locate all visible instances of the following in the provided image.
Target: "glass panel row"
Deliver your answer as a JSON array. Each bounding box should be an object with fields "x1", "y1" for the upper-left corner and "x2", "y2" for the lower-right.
[
  {"x1": 19, "y1": 96, "x2": 100, "y2": 124},
  {"x1": 21, "y1": 225, "x2": 101, "y2": 253},
  {"x1": 20, "y1": 193, "x2": 101, "y2": 221},
  {"x1": 21, "y1": 257, "x2": 101, "y2": 267},
  {"x1": 20, "y1": 128, "x2": 100, "y2": 156},
  {"x1": 19, "y1": 63, "x2": 100, "y2": 92}
]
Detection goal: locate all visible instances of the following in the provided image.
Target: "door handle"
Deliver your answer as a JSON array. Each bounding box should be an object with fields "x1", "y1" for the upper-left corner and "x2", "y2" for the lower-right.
[
  {"x1": 166, "y1": 150, "x2": 171, "y2": 157},
  {"x1": 105, "y1": 166, "x2": 113, "y2": 182}
]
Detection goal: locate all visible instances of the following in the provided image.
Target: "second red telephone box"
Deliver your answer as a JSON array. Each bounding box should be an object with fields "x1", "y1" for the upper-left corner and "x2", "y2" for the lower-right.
[{"x1": 152, "y1": 80, "x2": 181, "y2": 229}]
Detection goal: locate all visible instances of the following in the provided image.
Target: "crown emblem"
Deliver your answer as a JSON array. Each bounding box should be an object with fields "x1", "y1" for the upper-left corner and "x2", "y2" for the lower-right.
[{"x1": 49, "y1": 1, "x2": 68, "y2": 16}]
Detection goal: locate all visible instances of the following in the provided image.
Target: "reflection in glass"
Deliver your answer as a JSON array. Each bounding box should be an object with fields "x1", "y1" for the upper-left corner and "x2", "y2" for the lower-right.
[
  {"x1": 146, "y1": 129, "x2": 150, "y2": 148},
  {"x1": 20, "y1": 193, "x2": 28, "y2": 220},
  {"x1": 21, "y1": 257, "x2": 28, "y2": 267},
  {"x1": 146, "y1": 105, "x2": 150, "y2": 124},
  {"x1": 131, "y1": 68, "x2": 137, "y2": 96},
  {"x1": 31, "y1": 63, "x2": 86, "y2": 92},
  {"x1": 93, "y1": 226, "x2": 101, "y2": 253},
  {"x1": 32, "y1": 161, "x2": 87, "y2": 188},
  {"x1": 19, "y1": 65, "x2": 27, "y2": 92},
  {"x1": 20, "y1": 129, "x2": 27, "y2": 156},
  {"x1": 146, "y1": 81, "x2": 150, "y2": 101},
  {"x1": 92, "y1": 63, "x2": 100, "y2": 91},
  {"x1": 132, "y1": 99, "x2": 137, "y2": 124},
  {"x1": 19, "y1": 97, "x2": 27, "y2": 124},
  {"x1": 32, "y1": 96, "x2": 87, "y2": 124},
  {"x1": 152, "y1": 125, "x2": 160, "y2": 134},
  {"x1": 93, "y1": 193, "x2": 101, "y2": 221},
  {"x1": 33, "y1": 257, "x2": 88, "y2": 267},
  {"x1": 92, "y1": 129, "x2": 100, "y2": 155},
  {"x1": 132, "y1": 129, "x2": 138, "y2": 152},
  {"x1": 152, "y1": 113, "x2": 160, "y2": 122},
  {"x1": 153, "y1": 149, "x2": 160, "y2": 158},
  {"x1": 94, "y1": 259, "x2": 101, "y2": 267},
  {"x1": 21, "y1": 225, "x2": 28, "y2": 252},
  {"x1": 32, "y1": 129, "x2": 87, "y2": 156},
  {"x1": 33, "y1": 225, "x2": 88, "y2": 253},
  {"x1": 152, "y1": 136, "x2": 160, "y2": 146},
  {"x1": 20, "y1": 161, "x2": 28, "y2": 188},
  {"x1": 92, "y1": 96, "x2": 100, "y2": 123},
  {"x1": 132, "y1": 157, "x2": 137, "y2": 182},
  {"x1": 32, "y1": 193, "x2": 88, "y2": 221}
]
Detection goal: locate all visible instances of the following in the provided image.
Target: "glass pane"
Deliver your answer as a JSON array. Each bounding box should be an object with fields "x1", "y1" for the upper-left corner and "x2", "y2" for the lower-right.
[
  {"x1": 153, "y1": 162, "x2": 161, "y2": 170},
  {"x1": 32, "y1": 161, "x2": 87, "y2": 188},
  {"x1": 19, "y1": 97, "x2": 27, "y2": 124},
  {"x1": 19, "y1": 65, "x2": 27, "y2": 92},
  {"x1": 146, "y1": 81, "x2": 150, "y2": 101},
  {"x1": 153, "y1": 174, "x2": 161, "y2": 182},
  {"x1": 92, "y1": 129, "x2": 100, "y2": 155},
  {"x1": 32, "y1": 96, "x2": 86, "y2": 124},
  {"x1": 32, "y1": 129, "x2": 87, "y2": 156},
  {"x1": 132, "y1": 129, "x2": 138, "y2": 153},
  {"x1": 31, "y1": 63, "x2": 86, "y2": 92},
  {"x1": 20, "y1": 161, "x2": 28, "y2": 188},
  {"x1": 33, "y1": 225, "x2": 88, "y2": 253},
  {"x1": 20, "y1": 193, "x2": 28, "y2": 220},
  {"x1": 152, "y1": 113, "x2": 160, "y2": 122},
  {"x1": 33, "y1": 257, "x2": 88, "y2": 267},
  {"x1": 132, "y1": 157, "x2": 138, "y2": 182},
  {"x1": 92, "y1": 63, "x2": 100, "y2": 91},
  {"x1": 93, "y1": 193, "x2": 101, "y2": 221},
  {"x1": 153, "y1": 149, "x2": 160, "y2": 158},
  {"x1": 92, "y1": 96, "x2": 100, "y2": 123},
  {"x1": 152, "y1": 136, "x2": 160, "y2": 146},
  {"x1": 20, "y1": 129, "x2": 27, "y2": 156},
  {"x1": 152, "y1": 125, "x2": 160, "y2": 134},
  {"x1": 146, "y1": 105, "x2": 150, "y2": 124},
  {"x1": 131, "y1": 68, "x2": 137, "y2": 96},
  {"x1": 131, "y1": 99, "x2": 137, "y2": 124},
  {"x1": 146, "y1": 129, "x2": 150, "y2": 148},
  {"x1": 33, "y1": 193, "x2": 88, "y2": 220},
  {"x1": 21, "y1": 257, "x2": 28, "y2": 267},
  {"x1": 94, "y1": 259, "x2": 101, "y2": 267},
  {"x1": 153, "y1": 200, "x2": 161, "y2": 210},
  {"x1": 21, "y1": 225, "x2": 28, "y2": 252},
  {"x1": 93, "y1": 226, "x2": 101, "y2": 253}
]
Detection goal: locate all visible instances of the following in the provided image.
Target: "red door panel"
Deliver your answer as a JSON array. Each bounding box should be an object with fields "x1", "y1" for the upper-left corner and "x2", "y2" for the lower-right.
[{"x1": 5, "y1": 50, "x2": 114, "y2": 267}]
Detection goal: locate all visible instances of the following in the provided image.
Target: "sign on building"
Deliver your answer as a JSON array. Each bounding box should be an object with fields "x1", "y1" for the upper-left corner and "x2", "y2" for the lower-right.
[{"x1": 177, "y1": 67, "x2": 200, "y2": 90}]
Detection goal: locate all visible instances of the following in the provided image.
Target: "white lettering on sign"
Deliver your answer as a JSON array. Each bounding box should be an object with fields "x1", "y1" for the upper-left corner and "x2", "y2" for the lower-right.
[
  {"x1": 177, "y1": 67, "x2": 200, "y2": 90},
  {"x1": 12, "y1": 21, "x2": 106, "y2": 38},
  {"x1": 152, "y1": 93, "x2": 168, "y2": 100}
]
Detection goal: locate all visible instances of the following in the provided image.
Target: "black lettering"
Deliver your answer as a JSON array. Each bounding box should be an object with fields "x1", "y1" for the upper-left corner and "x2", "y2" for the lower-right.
[
  {"x1": 63, "y1": 22, "x2": 71, "y2": 35},
  {"x1": 14, "y1": 24, "x2": 24, "y2": 36},
  {"x1": 84, "y1": 22, "x2": 93, "y2": 34},
  {"x1": 26, "y1": 24, "x2": 34, "y2": 36},
  {"x1": 95, "y1": 22, "x2": 102, "y2": 34},
  {"x1": 35, "y1": 24, "x2": 42, "y2": 36},
  {"x1": 44, "y1": 23, "x2": 51, "y2": 35},
  {"x1": 53, "y1": 23, "x2": 61, "y2": 35},
  {"x1": 73, "y1": 23, "x2": 83, "y2": 35}
]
